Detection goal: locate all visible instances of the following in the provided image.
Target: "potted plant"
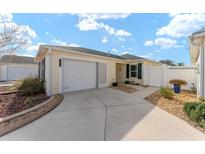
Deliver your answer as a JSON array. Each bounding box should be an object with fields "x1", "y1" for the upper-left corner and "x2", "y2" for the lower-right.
[
  {"x1": 112, "y1": 79, "x2": 118, "y2": 87},
  {"x1": 169, "y1": 79, "x2": 187, "y2": 93}
]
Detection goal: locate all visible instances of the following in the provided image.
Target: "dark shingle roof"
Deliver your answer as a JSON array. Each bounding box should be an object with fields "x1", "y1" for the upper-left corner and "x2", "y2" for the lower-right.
[
  {"x1": 0, "y1": 55, "x2": 36, "y2": 64},
  {"x1": 192, "y1": 28, "x2": 205, "y2": 35},
  {"x1": 41, "y1": 45, "x2": 125, "y2": 60},
  {"x1": 121, "y1": 54, "x2": 144, "y2": 60}
]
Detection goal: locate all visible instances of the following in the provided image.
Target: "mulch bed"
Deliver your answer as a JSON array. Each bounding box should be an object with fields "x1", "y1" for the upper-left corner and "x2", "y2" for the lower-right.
[
  {"x1": 145, "y1": 90, "x2": 205, "y2": 133},
  {"x1": 112, "y1": 84, "x2": 137, "y2": 93},
  {"x1": 0, "y1": 92, "x2": 48, "y2": 118},
  {"x1": 0, "y1": 94, "x2": 63, "y2": 137}
]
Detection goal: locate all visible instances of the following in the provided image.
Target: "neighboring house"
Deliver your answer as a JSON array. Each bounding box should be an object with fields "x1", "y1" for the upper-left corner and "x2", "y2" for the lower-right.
[
  {"x1": 189, "y1": 28, "x2": 205, "y2": 98},
  {"x1": 35, "y1": 45, "x2": 161, "y2": 96},
  {"x1": 0, "y1": 55, "x2": 38, "y2": 81}
]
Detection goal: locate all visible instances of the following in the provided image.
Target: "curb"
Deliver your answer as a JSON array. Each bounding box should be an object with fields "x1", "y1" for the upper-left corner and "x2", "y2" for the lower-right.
[{"x1": 0, "y1": 94, "x2": 64, "y2": 137}]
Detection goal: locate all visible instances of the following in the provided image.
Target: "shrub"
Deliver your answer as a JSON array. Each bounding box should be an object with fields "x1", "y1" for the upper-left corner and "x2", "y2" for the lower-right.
[
  {"x1": 184, "y1": 102, "x2": 205, "y2": 127},
  {"x1": 18, "y1": 77, "x2": 44, "y2": 96},
  {"x1": 160, "y1": 87, "x2": 173, "y2": 99},
  {"x1": 169, "y1": 79, "x2": 187, "y2": 86},
  {"x1": 124, "y1": 80, "x2": 130, "y2": 84}
]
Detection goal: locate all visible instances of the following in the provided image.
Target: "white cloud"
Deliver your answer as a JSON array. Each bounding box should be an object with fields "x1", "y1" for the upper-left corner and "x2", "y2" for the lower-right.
[
  {"x1": 75, "y1": 14, "x2": 131, "y2": 40},
  {"x1": 102, "y1": 36, "x2": 108, "y2": 43},
  {"x1": 27, "y1": 42, "x2": 45, "y2": 53},
  {"x1": 68, "y1": 43, "x2": 81, "y2": 47},
  {"x1": 112, "y1": 48, "x2": 118, "y2": 53},
  {"x1": 51, "y1": 39, "x2": 80, "y2": 47},
  {"x1": 157, "y1": 13, "x2": 205, "y2": 37},
  {"x1": 76, "y1": 17, "x2": 100, "y2": 31},
  {"x1": 77, "y1": 13, "x2": 130, "y2": 20},
  {"x1": 0, "y1": 13, "x2": 13, "y2": 22},
  {"x1": 122, "y1": 51, "x2": 129, "y2": 55},
  {"x1": 140, "y1": 52, "x2": 154, "y2": 59},
  {"x1": 115, "y1": 29, "x2": 131, "y2": 37},
  {"x1": 155, "y1": 37, "x2": 177, "y2": 48},
  {"x1": 117, "y1": 37, "x2": 125, "y2": 41},
  {"x1": 144, "y1": 40, "x2": 154, "y2": 46}
]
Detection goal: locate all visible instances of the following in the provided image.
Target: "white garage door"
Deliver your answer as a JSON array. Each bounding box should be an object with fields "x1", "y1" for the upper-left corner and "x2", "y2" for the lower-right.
[
  {"x1": 62, "y1": 59, "x2": 97, "y2": 92},
  {"x1": 7, "y1": 66, "x2": 38, "y2": 81}
]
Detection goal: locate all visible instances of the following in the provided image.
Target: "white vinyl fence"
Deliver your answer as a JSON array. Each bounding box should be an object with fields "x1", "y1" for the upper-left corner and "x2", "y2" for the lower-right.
[{"x1": 144, "y1": 64, "x2": 197, "y2": 90}]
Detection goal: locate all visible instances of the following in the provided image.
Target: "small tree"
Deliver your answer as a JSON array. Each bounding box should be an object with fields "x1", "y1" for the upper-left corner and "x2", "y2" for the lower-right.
[
  {"x1": 159, "y1": 59, "x2": 176, "y2": 66},
  {"x1": 176, "y1": 62, "x2": 185, "y2": 66},
  {"x1": 0, "y1": 22, "x2": 31, "y2": 56}
]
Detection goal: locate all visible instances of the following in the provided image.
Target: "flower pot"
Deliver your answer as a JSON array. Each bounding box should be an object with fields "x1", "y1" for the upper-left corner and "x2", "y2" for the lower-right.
[
  {"x1": 112, "y1": 82, "x2": 118, "y2": 87},
  {"x1": 173, "y1": 84, "x2": 181, "y2": 93}
]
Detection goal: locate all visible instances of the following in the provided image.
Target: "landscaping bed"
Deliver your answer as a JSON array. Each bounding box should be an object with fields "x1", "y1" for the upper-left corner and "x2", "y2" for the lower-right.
[
  {"x1": 0, "y1": 94, "x2": 63, "y2": 137},
  {"x1": 145, "y1": 90, "x2": 205, "y2": 133},
  {"x1": 0, "y1": 92, "x2": 48, "y2": 118}
]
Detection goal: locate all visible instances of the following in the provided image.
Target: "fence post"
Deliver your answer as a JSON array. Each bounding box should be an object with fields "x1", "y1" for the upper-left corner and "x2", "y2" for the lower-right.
[{"x1": 162, "y1": 64, "x2": 167, "y2": 87}]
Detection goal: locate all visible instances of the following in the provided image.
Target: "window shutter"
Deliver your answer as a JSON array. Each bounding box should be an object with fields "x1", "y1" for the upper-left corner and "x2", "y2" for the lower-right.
[
  {"x1": 138, "y1": 63, "x2": 142, "y2": 79},
  {"x1": 126, "y1": 64, "x2": 130, "y2": 78}
]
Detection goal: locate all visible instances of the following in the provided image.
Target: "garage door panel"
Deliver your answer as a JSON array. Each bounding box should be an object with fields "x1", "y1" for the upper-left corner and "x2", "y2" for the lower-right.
[{"x1": 62, "y1": 59, "x2": 97, "y2": 92}]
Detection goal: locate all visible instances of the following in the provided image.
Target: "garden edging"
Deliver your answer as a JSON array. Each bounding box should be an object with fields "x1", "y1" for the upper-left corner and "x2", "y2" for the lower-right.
[{"x1": 0, "y1": 94, "x2": 64, "y2": 137}]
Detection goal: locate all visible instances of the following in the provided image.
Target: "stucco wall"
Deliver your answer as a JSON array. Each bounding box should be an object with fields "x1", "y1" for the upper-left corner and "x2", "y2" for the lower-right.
[{"x1": 48, "y1": 49, "x2": 121, "y2": 95}]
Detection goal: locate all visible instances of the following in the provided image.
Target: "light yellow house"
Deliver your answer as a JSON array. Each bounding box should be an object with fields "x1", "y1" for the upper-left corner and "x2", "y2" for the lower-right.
[
  {"x1": 35, "y1": 45, "x2": 161, "y2": 96},
  {"x1": 189, "y1": 28, "x2": 205, "y2": 98}
]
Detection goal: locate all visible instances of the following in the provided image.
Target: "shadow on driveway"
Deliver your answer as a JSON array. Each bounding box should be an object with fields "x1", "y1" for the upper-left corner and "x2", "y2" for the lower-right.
[{"x1": 1, "y1": 88, "x2": 205, "y2": 140}]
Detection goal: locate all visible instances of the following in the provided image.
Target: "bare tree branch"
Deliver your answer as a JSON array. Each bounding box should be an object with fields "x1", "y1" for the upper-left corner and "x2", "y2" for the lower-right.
[{"x1": 0, "y1": 21, "x2": 30, "y2": 56}]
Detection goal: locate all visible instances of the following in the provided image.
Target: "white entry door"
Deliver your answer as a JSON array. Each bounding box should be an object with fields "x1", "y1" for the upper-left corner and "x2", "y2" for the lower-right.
[{"x1": 62, "y1": 59, "x2": 97, "y2": 92}]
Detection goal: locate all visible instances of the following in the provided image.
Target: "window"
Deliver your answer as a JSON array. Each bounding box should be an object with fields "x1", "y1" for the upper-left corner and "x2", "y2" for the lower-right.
[
  {"x1": 130, "y1": 65, "x2": 137, "y2": 77},
  {"x1": 126, "y1": 64, "x2": 130, "y2": 78},
  {"x1": 138, "y1": 63, "x2": 142, "y2": 79}
]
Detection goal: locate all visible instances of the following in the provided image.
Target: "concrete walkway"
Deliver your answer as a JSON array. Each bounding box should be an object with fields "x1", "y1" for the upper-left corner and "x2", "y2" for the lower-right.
[{"x1": 1, "y1": 88, "x2": 205, "y2": 141}]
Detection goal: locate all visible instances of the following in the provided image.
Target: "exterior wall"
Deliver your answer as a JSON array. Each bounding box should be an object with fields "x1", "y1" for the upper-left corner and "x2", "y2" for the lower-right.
[
  {"x1": 48, "y1": 49, "x2": 121, "y2": 95},
  {"x1": 116, "y1": 60, "x2": 162, "y2": 85}
]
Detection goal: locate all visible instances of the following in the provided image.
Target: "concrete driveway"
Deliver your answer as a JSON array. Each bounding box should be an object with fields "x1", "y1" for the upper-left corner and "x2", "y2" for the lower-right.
[{"x1": 1, "y1": 88, "x2": 205, "y2": 140}]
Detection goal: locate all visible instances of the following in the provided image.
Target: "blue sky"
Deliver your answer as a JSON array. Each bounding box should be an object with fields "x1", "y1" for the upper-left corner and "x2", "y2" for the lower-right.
[{"x1": 6, "y1": 13, "x2": 205, "y2": 65}]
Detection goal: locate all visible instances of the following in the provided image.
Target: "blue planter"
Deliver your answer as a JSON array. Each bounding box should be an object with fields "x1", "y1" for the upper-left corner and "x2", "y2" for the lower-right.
[{"x1": 174, "y1": 84, "x2": 181, "y2": 93}]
